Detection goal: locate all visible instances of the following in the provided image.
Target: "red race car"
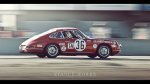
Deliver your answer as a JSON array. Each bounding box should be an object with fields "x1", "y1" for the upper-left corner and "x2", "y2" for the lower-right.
[{"x1": 19, "y1": 27, "x2": 121, "y2": 58}]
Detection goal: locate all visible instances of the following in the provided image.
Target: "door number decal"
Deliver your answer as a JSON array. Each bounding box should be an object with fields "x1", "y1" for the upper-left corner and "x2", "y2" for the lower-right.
[
  {"x1": 74, "y1": 39, "x2": 86, "y2": 51},
  {"x1": 68, "y1": 43, "x2": 74, "y2": 49}
]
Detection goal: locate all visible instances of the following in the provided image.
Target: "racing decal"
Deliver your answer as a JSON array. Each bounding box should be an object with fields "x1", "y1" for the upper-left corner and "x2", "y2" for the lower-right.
[
  {"x1": 94, "y1": 40, "x2": 111, "y2": 43},
  {"x1": 74, "y1": 39, "x2": 86, "y2": 51},
  {"x1": 104, "y1": 41, "x2": 111, "y2": 43},
  {"x1": 61, "y1": 46, "x2": 66, "y2": 51},
  {"x1": 93, "y1": 44, "x2": 97, "y2": 49},
  {"x1": 111, "y1": 45, "x2": 117, "y2": 48},
  {"x1": 59, "y1": 43, "x2": 65, "y2": 46},
  {"x1": 68, "y1": 43, "x2": 74, "y2": 49},
  {"x1": 37, "y1": 44, "x2": 43, "y2": 47},
  {"x1": 94, "y1": 40, "x2": 103, "y2": 43}
]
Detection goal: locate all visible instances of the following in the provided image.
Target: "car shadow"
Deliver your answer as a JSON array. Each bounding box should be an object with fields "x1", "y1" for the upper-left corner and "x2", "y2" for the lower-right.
[
  {"x1": 55, "y1": 57, "x2": 112, "y2": 60},
  {"x1": 1, "y1": 55, "x2": 150, "y2": 61},
  {"x1": 55, "y1": 57, "x2": 150, "y2": 61}
]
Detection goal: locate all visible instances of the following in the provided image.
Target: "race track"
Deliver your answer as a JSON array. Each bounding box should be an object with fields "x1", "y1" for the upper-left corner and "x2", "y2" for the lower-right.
[{"x1": 0, "y1": 55, "x2": 150, "y2": 80}]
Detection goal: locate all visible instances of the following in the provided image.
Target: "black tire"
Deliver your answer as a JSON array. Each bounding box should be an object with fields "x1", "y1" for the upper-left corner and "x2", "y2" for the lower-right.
[
  {"x1": 46, "y1": 44, "x2": 60, "y2": 58},
  {"x1": 87, "y1": 55, "x2": 97, "y2": 59},
  {"x1": 36, "y1": 54, "x2": 46, "y2": 58},
  {"x1": 97, "y1": 45, "x2": 110, "y2": 59}
]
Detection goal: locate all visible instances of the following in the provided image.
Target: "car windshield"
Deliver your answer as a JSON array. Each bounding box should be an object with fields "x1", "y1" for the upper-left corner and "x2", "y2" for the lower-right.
[
  {"x1": 62, "y1": 29, "x2": 91, "y2": 39},
  {"x1": 78, "y1": 30, "x2": 91, "y2": 39},
  {"x1": 72, "y1": 30, "x2": 85, "y2": 39}
]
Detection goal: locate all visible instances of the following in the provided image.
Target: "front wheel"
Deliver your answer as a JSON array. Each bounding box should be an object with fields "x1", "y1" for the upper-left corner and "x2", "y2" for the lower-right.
[
  {"x1": 97, "y1": 45, "x2": 110, "y2": 59},
  {"x1": 46, "y1": 44, "x2": 60, "y2": 58}
]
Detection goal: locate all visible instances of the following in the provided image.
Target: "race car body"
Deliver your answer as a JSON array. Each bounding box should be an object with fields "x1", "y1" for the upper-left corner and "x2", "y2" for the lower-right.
[{"x1": 19, "y1": 27, "x2": 121, "y2": 58}]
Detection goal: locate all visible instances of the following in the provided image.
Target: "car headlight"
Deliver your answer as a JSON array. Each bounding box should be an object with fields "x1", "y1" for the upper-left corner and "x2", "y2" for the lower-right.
[
  {"x1": 119, "y1": 44, "x2": 122, "y2": 47},
  {"x1": 112, "y1": 41, "x2": 117, "y2": 45},
  {"x1": 19, "y1": 45, "x2": 26, "y2": 50}
]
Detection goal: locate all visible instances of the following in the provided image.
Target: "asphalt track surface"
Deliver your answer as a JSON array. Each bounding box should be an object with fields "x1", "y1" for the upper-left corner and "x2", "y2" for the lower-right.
[{"x1": 0, "y1": 55, "x2": 150, "y2": 80}]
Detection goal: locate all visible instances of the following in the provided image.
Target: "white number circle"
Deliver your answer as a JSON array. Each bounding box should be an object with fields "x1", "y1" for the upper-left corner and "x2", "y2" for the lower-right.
[{"x1": 74, "y1": 39, "x2": 86, "y2": 51}]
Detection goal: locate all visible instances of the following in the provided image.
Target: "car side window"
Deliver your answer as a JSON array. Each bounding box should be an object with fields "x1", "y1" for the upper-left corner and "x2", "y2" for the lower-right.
[
  {"x1": 62, "y1": 31, "x2": 78, "y2": 38},
  {"x1": 63, "y1": 31, "x2": 72, "y2": 38},
  {"x1": 56, "y1": 32, "x2": 63, "y2": 38},
  {"x1": 49, "y1": 32, "x2": 64, "y2": 38},
  {"x1": 49, "y1": 33, "x2": 56, "y2": 38}
]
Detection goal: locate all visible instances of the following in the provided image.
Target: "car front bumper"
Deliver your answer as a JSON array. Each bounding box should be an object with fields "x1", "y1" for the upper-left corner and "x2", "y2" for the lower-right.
[{"x1": 111, "y1": 43, "x2": 122, "y2": 55}]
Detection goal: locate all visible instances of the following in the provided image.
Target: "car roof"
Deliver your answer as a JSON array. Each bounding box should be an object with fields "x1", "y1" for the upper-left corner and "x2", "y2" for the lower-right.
[
  {"x1": 37, "y1": 27, "x2": 78, "y2": 36},
  {"x1": 52, "y1": 27, "x2": 78, "y2": 31}
]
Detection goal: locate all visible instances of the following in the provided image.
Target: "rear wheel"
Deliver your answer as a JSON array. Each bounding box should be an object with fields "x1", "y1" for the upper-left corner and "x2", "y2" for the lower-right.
[
  {"x1": 97, "y1": 45, "x2": 110, "y2": 59},
  {"x1": 46, "y1": 44, "x2": 60, "y2": 58}
]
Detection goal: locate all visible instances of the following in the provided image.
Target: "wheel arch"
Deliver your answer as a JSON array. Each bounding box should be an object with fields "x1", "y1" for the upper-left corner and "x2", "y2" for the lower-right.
[{"x1": 43, "y1": 43, "x2": 61, "y2": 54}]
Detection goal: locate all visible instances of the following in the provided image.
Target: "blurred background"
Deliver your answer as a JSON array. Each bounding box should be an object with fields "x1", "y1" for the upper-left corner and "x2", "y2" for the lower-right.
[{"x1": 0, "y1": 4, "x2": 150, "y2": 55}]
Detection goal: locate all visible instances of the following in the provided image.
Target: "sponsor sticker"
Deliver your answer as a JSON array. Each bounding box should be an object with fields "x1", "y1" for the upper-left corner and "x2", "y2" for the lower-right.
[
  {"x1": 104, "y1": 41, "x2": 110, "y2": 43},
  {"x1": 59, "y1": 43, "x2": 65, "y2": 45},
  {"x1": 61, "y1": 46, "x2": 66, "y2": 51},
  {"x1": 68, "y1": 43, "x2": 74, "y2": 49},
  {"x1": 93, "y1": 44, "x2": 97, "y2": 48},
  {"x1": 94, "y1": 40, "x2": 103, "y2": 43},
  {"x1": 37, "y1": 44, "x2": 43, "y2": 47}
]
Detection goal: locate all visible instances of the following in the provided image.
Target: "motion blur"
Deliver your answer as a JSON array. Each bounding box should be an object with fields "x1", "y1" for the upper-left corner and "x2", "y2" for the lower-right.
[
  {"x1": 0, "y1": 4, "x2": 150, "y2": 80},
  {"x1": 0, "y1": 4, "x2": 149, "y2": 55}
]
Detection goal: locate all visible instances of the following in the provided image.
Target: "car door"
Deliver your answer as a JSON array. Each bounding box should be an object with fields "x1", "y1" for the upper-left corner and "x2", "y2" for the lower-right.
[
  {"x1": 72, "y1": 30, "x2": 94, "y2": 53},
  {"x1": 63, "y1": 30, "x2": 93, "y2": 53},
  {"x1": 62, "y1": 30, "x2": 77, "y2": 53},
  {"x1": 62, "y1": 30, "x2": 94, "y2": 54}
]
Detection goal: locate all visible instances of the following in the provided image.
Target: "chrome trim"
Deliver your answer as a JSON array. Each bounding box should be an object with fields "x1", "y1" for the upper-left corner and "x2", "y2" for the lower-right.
[
  {"x1": 61, "y1": 31, "x2": 65, "y2": 38},
  {"x1": 113, "y1": 50, "x2": 121, "y2": 51},
  {"x1": 119, "y1": 44, "x2": 122, "y2": 47}
]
